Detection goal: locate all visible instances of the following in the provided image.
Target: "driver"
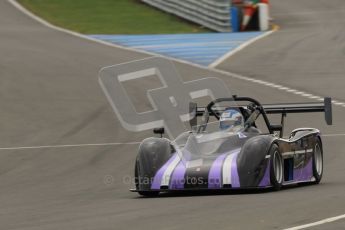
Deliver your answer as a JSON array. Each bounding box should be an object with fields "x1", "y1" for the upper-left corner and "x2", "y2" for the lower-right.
[{"x1": 219, "y1": 109, "x2": 244, "y2": 130}]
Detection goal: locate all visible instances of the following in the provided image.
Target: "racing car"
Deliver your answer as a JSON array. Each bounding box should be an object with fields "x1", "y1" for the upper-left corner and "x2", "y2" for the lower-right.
[
  {"x1": 132, "y1": 96, "x2": 332, "y2": 196},
  {"x1": 97, "y1": 57, "x2": 332, "y2": 197}
]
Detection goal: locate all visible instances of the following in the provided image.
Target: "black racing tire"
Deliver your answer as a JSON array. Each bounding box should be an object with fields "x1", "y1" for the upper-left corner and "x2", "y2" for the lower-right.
[
  {"x1": 135, "y1": 161, "x2": 159, "y2": 197},
  {"x1": 138, "y1": 191, "x2": 160, "y2": 197},
  {"x1": 312, "y1": 138, "x2": 323, "y2": 184},
  {"x1": 269, "y1": 144, "x2": 283, "y2": 191}
]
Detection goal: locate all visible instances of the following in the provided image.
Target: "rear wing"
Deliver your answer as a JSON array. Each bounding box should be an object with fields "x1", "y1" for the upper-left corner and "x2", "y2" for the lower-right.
[
  {"x1": 263, "y1": 97, "x2": 332, "y2": 125},
  {"x1": 190, "y1": 97, "x2": 332, "y2": 137}
]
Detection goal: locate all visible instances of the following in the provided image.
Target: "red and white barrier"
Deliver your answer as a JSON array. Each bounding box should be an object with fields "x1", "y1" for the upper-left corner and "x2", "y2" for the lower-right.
[{"x1": 239, "y1": 0, "x2": 270, "y2": 31}]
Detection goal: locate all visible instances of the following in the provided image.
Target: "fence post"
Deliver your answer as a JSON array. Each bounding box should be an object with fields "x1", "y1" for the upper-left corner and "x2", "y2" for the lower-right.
[{"x1": 258, "y1": 3, "x2": 269, "y2": 31}]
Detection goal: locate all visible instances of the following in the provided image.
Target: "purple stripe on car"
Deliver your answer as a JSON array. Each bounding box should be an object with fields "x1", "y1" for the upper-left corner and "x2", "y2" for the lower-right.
[
  {"x1": 295, "y1": 158, "x2": 313, "y2": 181},
  {"x1": 169, "y1": 150, "x2": 191, "y2": 189},
  {"x1": 259, "y1": 159, "x2": 271, "y2": 187},
  {"x1": 169, "y1": 161, "x2": 187, "y2": 189},
  {"x1": 303, "y1": 158, "x2": 313, "y2": 180},
  {"x1": 231, "y1": 151, "x2": 241, "y2": 188},
  {"x1": 151, "y1": 153, "x2": 178, "y2": 190},
  {"x1": 208, "y1": 153, "x2": 227, "y2": 189}
]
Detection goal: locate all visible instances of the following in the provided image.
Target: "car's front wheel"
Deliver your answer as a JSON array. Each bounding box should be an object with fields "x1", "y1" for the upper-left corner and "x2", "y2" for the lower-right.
[{"x1": 269, "y1": 144, "x2": 283, "y2": 191}]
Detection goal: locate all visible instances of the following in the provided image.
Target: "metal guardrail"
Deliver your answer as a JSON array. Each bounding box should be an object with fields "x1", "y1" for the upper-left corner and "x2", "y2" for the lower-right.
[{"x1": 142, "y1": 0, "x2": 232, "y2": 32}]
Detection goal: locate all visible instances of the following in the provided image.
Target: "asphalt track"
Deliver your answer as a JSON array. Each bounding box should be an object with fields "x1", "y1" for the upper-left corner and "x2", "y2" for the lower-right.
[{"x1": 1, "y1": 0, "x2": 345, "y2": 229}]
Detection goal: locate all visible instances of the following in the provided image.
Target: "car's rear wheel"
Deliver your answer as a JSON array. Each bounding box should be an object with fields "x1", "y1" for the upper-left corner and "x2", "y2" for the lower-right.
[
  {"x1": 135, "y1": 161, "x2": 159, "y2": 197},
  {"x1": 270, "y1": 144, "x2": 283, "y2": 191},
  {"x1": 312, "y1": 139, "x2": 323, "y2": 184}
]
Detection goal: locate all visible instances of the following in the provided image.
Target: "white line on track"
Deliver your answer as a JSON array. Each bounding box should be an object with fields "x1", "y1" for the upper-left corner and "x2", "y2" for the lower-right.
[
  {"x1": 0, "y1": 134, "x2": 343, "y2": 151},
  {"x1": 283, "y1": 214, "x2": 345, "y2": 230},
  {"x1": 322, "y1": 134, "x2": 345, "y2": 137},
  {"x1": 0, "y1": 142, "x2": 141, "y2": 151},
  {"x1": 8, "y1": 0, "x2": 345, "y2": 109}
]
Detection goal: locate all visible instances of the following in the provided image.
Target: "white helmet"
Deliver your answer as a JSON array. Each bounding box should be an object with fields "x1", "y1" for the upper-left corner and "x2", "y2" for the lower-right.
[{"x1": 219, "y1": 109, "x2": 244, "y2": 130}]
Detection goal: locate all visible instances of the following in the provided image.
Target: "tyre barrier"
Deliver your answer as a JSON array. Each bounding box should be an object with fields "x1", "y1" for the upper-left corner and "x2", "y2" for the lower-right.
[{"x1": 141, "y1": 0, "x2": 270, "y2": 32}]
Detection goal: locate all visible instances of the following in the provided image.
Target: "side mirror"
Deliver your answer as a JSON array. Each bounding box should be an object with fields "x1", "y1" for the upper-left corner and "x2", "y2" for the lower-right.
[
  {"x1": 270, "y1": 124, "x2": 283, "y2": 138},
  {"x1": 189, "y1": 102, "x2": 197, "y2": 129},
  {"x1": 153, "y1": 127, "x2": 165, "y2": 137},
  {"x1": 324, "y1": 97, "x2": 332, "y2": 125}
]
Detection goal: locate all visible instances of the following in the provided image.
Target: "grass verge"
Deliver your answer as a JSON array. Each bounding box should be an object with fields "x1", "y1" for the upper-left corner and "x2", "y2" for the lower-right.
[{"x1": 18, "y1": 0, "x2": 211, "y2": 34}]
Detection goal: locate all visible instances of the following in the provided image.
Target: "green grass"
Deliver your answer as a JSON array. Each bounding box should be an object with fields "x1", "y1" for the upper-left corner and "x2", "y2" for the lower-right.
[{"x1": 18, "y1": 0, "x2": 211, "y2": 34}]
